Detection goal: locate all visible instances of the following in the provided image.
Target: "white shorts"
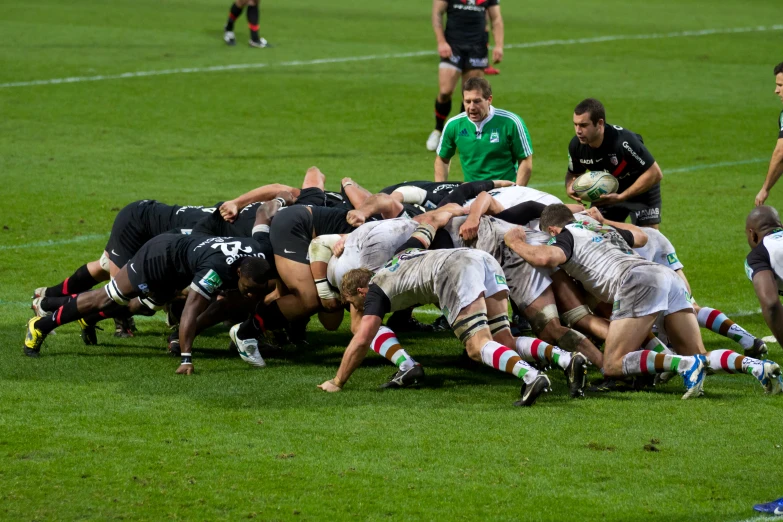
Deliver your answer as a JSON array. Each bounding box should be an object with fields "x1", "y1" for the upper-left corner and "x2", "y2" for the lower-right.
[
  {"x1": 611, "y1": 265, "x2": 692, "y2": 320},
  {"x1": 435, "y1": 250, "x2": 509, "y2": 325}
]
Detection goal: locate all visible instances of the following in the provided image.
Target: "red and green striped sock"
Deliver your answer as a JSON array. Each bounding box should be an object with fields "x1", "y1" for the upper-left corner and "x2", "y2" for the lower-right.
[
  {"x1": 480, "y1": 340, "x2": 538, "y2": 383},
  {"x1": 515, "y1": 337, "x2": 571, "y2": 370},
  {"x1": 697, "y1": 307, "x2": 756, "y2": 349},
  {"x1": 705, "y1": 349, "x2": 761, "y2": 378},
  {"x1": 371, "y1": 326, "x2": 415, "y2": 371},
  {"x1": 621, "y1": 350, "x2": 691, "y2": 376}
]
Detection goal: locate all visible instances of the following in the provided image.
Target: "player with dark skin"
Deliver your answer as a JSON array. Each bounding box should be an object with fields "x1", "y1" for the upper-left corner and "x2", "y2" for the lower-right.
[{"x1": 745, "y1": 206, "x2": 783, "y2": 342}]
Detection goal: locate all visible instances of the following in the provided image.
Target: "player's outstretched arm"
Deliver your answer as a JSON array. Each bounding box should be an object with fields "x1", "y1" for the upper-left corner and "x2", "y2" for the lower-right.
[
  {"x1": 504, "y1": 227, "x2": 567, "y2": 268},
  {"x1": 220, "y1": 183, "x2": 297, "y2": 221},
  {"x1": 432, "y1": 0, "x2": 450, "y2": 58},
  {"x1": 349, "y1": 193, "x2": 401, "y2": 225},
  {"x1": 318, "y1": 314, "x2": 383, "y2": 392},
  {"x1": 434, "y1": 156, "x2": 450, "y2": 182},
  {"x1": 459, "y1": 192, "x2": 503, "y2": 240},
  {"x1": 752, "y1": 270, "x2": 783, "y2": 342},
  {"x1": 342, "y1": 178, "x2": 373, "y2": 208},
  {"x1": 175, "y1": 290, "x2": 211, "y2": 375},
  {"x1": 756, "y1": 139, "x2": 783, "y2": 206}
]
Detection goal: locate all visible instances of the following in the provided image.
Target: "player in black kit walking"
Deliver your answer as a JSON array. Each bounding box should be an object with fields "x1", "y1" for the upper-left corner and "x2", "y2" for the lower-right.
[
  {"x1": 426, "y1": 0, "x2": 505, "y2": 152},
  {"x1": 565, "y1": 98, "x2": 664, "y2": 228}
]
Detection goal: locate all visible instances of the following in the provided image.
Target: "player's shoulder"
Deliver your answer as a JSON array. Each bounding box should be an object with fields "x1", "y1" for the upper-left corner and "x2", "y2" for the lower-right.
[{"x1": 492, "y1": 108, "x2": 525, "y2": 127}]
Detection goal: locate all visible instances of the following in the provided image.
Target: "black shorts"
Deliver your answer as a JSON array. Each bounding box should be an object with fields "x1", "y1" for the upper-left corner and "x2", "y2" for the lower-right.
[
  {"x1": 105, "y1": 200, "x2": 156, "y2": 269},
  {"x1": 440, "y1": 42, "x2": 488, "y2": 71},
  {"x1": 125, "y1": 236, "x2": 181, "y2": 304},
  {"x1": 269, "y1": 206, "x2": 312, "y2": 264},
  {"x1": 597, "y1": 184, "x2": 662, "y2": 226}
]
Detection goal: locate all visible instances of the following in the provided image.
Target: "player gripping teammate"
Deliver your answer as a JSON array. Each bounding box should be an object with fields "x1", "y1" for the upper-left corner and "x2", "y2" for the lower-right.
[
  {"x1": 565, "y1": 98, "x2": 664, "y2": 228},
  {"x1": 754, "y1": 61, "x2": 783, "y2": 206},
  {"x1": 427, "y1": 2, "x2": 504, "y2": 151},
  {"x1": 435, "y1": 78, "x2": 533, "y2": 186}
]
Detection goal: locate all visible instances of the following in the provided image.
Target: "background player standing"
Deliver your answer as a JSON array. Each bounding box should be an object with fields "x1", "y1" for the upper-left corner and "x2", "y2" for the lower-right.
[
  {"x1": 565, "y1": 98, "x2": 664, "y2": 228},
  {"x1": 754, "y1": 61, "x2": 783, "y2": 206},
  {"x1": 426, "y1": 0, "x2": 504, "y2": 151},
  {"x1": 223, "y1": 0, "x2": 269, "y2": 48}
]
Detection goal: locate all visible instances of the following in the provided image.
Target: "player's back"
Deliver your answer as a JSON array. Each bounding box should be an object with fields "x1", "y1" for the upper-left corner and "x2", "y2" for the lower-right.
[{"x1": 465, "y1": 186, "x2": 561, "y2": 210}]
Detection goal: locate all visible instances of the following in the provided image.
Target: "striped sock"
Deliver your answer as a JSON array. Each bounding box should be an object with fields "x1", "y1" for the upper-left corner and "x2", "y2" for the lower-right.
[
  {"x1": 371, "y1": 326, "x2": 415, "y2": 371},
  {"x1": 705, "y1": 349, "x2": 763, "y2": 378},
  {"x1": 697, "y1": 307, "x2": 756, "y2": 349},
  {"x1": 37, "y1": 299, "x2": 82, "y2": 334},
  {"x1": 225, "y1": 2, "x2": 243, "y2": 31},
  {"x1": 515, "y1": 337, "x2": 571, "y2": 370},
  {"x1": 644, "y1": 333, "x2": 675, "y2": 354},
  {"x1": 480, "y1": 340, "x2": 538, "y2": 384},
  {"x1": 621, "y1": 350, "x2": 693, "y2": 376}
]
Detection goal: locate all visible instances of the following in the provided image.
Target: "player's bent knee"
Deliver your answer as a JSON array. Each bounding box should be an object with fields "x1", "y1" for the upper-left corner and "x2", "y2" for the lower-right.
[
  {"x1": 105, "y1": 279, "x2": 131, "y2": 306},
  {"x1": 487, "y1": 312, "x2": 510, "y2": 337},
  {"x1": 452, "y1": 311, "x2": 489, "y2": 344},
  {"x1": 560, "y1": 304, "x2": 591, "y2": 328},
  {"x1": 529, "y1": 303, "x2": 559, "y2": 336},
  {"x1": 556, "y1": 329, "x2": 587, "y2": 353}
]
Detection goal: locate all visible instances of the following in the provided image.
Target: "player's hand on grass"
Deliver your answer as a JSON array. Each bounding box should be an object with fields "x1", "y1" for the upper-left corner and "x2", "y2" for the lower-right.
[
  {"x1": 755, "y1": 187, "x2": 769, "y2": 207},
  {"x1": 175, "y1": 364, "x2": 194, "y2": 375},
  {"x1": 438, "y1": 42, "x2": 452, "y2": 59},
  {"x1": 317, "y1": 380, "x2": 342, "y2": 392},
  {"x1": 347, "y1": 210, "x2": 366, "y2": 227},
  {"x1": 492, "y1": 46, "x2": 503, "y2": 64},
  {"x1": 592, "y1": 192, "x2": 626, "y2": 207},
  {"x1": 459, "y1": 218, "x2": 479, "y2": 240},
  {"x1": 333, "y1": 236, "x2": 346, "y2": 257},
  {"x1": 504, "y1": 226, "x2": 526, "y2": 247},
  {"x1": 219, "y1": 201, "x2": 239, "y2": 222}
]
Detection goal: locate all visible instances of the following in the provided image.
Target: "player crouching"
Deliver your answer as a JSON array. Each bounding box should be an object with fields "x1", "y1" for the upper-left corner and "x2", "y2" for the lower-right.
[{"x1": 318, "y1": 248, "x2": 552, "y2": 406}]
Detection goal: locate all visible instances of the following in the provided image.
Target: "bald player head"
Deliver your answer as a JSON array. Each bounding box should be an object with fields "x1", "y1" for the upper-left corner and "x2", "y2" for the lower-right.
[{"x1": 746, "y1": 205, "x2": 782, "y2": 247}]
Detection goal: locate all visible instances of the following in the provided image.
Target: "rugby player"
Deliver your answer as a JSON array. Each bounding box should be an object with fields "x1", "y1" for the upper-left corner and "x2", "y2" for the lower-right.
[
  {"x1": 223, "y1": 0, "x2": 269, "y2": 48},
  {"x1": 319, "y1": 249, "x2": 553, "y2": 406},
  {"x1": 24, "y1": 233, "x2": 272, "y2": 375},
  {"x1": 505, "y1": 204, "x2": 782, "y2": 397},
  {"x1": 427, "y1": 0, "x2": 503, "y2": 151},
  {"x1": 754, "y1": 62, "x2": 783, "y2": 206},
  {"x1": 565, "y1": 98, "x2": 664, "y2": 228},
  {"x1": 745, "y1": 205, "x2": 783, "y2": 344},
  {"x1": 435, "y1": 78, "x2": 533, "y2": 185}
]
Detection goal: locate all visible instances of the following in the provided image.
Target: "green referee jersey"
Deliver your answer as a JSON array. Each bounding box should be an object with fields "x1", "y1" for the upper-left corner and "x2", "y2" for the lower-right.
[{"x1": 436, "y1": 106, "x2": 533, "y2": 183}]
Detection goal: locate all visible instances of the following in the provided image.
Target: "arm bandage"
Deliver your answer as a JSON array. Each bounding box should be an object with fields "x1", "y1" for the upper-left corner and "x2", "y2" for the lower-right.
[
  {"x1": 392, "y1": 186, "x2": 428, "y2": 205},
  {"x1": 309, "y1": 234, "x2": 343, "y2": 264}
]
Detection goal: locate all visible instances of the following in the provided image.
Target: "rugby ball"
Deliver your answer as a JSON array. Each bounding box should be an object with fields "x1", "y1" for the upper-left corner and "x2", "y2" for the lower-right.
[{"x1": 572, "y1": 171, "x2": 619, "y2": 203}]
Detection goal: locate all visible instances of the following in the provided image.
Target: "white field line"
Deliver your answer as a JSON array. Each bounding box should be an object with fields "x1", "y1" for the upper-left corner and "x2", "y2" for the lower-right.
[{"x1": 1, "y1": 25, "x2": 781, "y2": 89}]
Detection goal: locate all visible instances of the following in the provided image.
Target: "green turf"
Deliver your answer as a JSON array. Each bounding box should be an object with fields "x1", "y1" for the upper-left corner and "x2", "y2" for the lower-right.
[{"x1": 1, "y1": 1, "x2": 783, "y2": 520}]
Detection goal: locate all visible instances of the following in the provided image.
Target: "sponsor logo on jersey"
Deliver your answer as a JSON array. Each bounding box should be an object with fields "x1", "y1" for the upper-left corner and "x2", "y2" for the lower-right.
[
  {"x1": 579, "y1": 159, "x2": 594, "y2": 165},
  {"x1": 137, "y1": 283, "x2": 149, "y2": 293},
  {"x1": 666, "y1": 253, "x2": 679, "y2": 265},
  {"x1": 622, "y1": 141, "x2": 646, "y2": 166},
  {"x1": 547, "y1": 237, "x2": 557, "y2": 245},
  {"x1": 494, "y1": 274, "x2": 506, "y2": 285},
  {"x1": 459, "y1": 128, "x2": 469, "y2": 137},
  {"x1": 199, "y1": 269, "x2": 223, "y2": 293},
  {"x1": 489, "y1": 129, "x2": 499, "y2": 143},
  {"x1": 612, "y1": 301, "x2": 620, "y2": 312},
  {"x1": 744, "y1": 259, "x2": 754, "y2": 281}
]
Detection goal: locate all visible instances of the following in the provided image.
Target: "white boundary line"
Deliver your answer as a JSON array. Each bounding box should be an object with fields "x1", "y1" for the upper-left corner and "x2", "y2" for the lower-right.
[{"x1": 1, "y1": 25, "x2": 781, "y2": 89}]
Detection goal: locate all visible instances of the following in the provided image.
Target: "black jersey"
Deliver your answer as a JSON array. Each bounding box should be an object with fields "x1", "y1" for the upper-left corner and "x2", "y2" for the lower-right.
[
  {"x1": 142, "y1": 201, "x2": 222, "y2": 235},
  {"x1": 189, "y1": 207, "x2": 273, "y2": 262},
  {"x1": 380, "y1": 181, "x2": 463, "y2": 209},
  {"x1": 745, "y1": 228, "x2": 783, "y2": 295},
  {"x1": 778, "y1": 110, "x2": 783, "y2": 140},
  {"x1": 443, "y1": 0, "x2": 499, "y2": 46},
  {"x1": 311, "y1": 206, "x2": 355, "y2": 236},
  {"x1": 128, "y1": 233, "x2": 267, "y2": 301},
  {"x1": 567, "y1": 124, "x2": 656, "y2": 192}
]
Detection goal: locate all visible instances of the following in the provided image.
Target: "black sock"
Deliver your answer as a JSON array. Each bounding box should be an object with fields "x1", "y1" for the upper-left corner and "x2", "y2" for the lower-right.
[
  {"x1": 38, "y1": 299, "x2": 82, "y2": 334},
  {"x1": 238, "y1": 301, "x2": 286, "y2": 339},
  {"x1": 48, "y1": 264, "x2": 99, "y2": 297},
  {"x1": 435, "y1": 98, "x2": 452, "y2": 132},
  {"x1": 225, "y1": 2, "x2": 243, "y2": 31},
  {"x1": 247, "y1": 4, "x2": 259, "y2": 41},
  {"x1": 41, "y1": 296, "x2": 74, "y2": 313}
]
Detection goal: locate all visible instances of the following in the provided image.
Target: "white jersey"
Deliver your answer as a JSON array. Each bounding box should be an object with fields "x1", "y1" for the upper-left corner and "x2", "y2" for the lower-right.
[
  {"x1": 463, "y1": 186, "x2": 562, "y2": 211},
  {"x1": 633, "y1": 227, "x2": 683, "y2": 271},
  {"x1": 369, "y1": 249, "x2": 458, "y2": 312},
  {"x1": 552, "y1": 221, "x2": 654, "y2": 303},
  {"x1": 745, "y1": 228, "x2": 783, "y2": 294},
  {"x1": 327, "y1": 218, "x2": 417, "y2": 290}
]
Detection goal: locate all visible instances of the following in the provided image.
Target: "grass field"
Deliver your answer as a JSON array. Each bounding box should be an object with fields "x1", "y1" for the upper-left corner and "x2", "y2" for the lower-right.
[{"x1": 2, "y1": 1, "x2": 783, "y2": 520}]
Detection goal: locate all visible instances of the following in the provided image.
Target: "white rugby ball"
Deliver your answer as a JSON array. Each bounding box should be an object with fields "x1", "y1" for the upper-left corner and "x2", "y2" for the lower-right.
[{"x1": 572, "y1": 171, "x2": 619, "y2": 203}]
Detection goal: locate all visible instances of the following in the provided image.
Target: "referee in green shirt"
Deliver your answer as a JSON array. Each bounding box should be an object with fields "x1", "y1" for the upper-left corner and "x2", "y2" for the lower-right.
[{"x1": 435, "y1": 77, "x2": 533, "y2": 185}]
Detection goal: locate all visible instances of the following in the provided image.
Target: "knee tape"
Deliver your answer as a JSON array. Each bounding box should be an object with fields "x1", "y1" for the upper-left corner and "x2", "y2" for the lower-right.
[
  {"x1": 308, "y1": 235, "x2": 341, "y2": 264},
  {"x1": 105, "y1": 279, "x2": 130, "y2": 306},
  {"x1": 530, "y1": 304, "x2": 559, "y2": 335},
  {"x1": 560, "y1": 304, "x2": 591, "y2": 328},
  {"x1": 556, "y1": 329, "x2": 587, "y2": 352},
  {"x1": 452, "y1": 311, "x2": 488, "y2": 343},
  {"x1": 393, "y1": 186, "x2": 428, "y2": 205},
  {"x1": 99, "y1": 252, "x2": 110, "y2": 272},
  {"x1": 487, "y1": 313, "x2": 510, "y2": 336},
  {"x1": 410, "y1": 223, "x2": 436, "y2": 249},
  {"x1": 139, "y1": 296, "x2": 165, "y2": 311}
]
